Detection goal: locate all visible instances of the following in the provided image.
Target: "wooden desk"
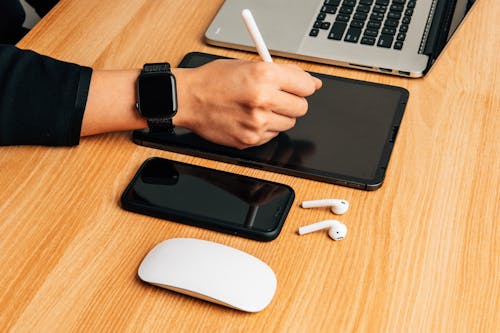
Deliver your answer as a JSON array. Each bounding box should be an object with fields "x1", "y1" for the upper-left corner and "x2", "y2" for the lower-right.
[{"x1": 2, "y1": 0, "x2": 498, "y2": 331}]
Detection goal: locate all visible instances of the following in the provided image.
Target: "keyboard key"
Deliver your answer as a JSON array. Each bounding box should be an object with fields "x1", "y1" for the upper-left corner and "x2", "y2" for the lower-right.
[
  {"x1": 339, "y1": 6, "x2": 354, "y2": 14},
  {"x1": 407, "y1": 0, "x2": 416, "y2": 8},
  {"x1": 377, "y1": 34, "x2": 393, "y2": 47},
  {"x1": 344, "y1": 27, "x2": 362, "y2": 42},
  {"x1": 310, "y1": 28, "x2": 320, "y2": 37},
  {"x1": 393, "y1": 0, "x2": 406, "y2": 4},
  {"x1": 325, "y1": 0, "x2": 341, "y2": 5},
  {"x1": 382, "y1": 26, "x2": 396, "y2": 35},
  {"x1": 367, "y1": 20, "x2": 382, "y2": 29},
  {"x1": 402, "y1": 15, "x2": 411, "y2": 24},
  {"x1": 317, "y1": 13, "x2": 327, "y2": 21},
  {"x1": 321, "y1": 21, "x2": 332, "y2": 29},
  {"x1": 350, "y1": 20, "x2": 364, "y2": 28},
  {"x1": 394, "y1": 41, "x2": 404, "y2": 49},
  {"x1": 400, "y1": 24, "x2": 408, "y2": 32},
  {"x1": 388, "y1": 11, "x2": 401, "y2": 19},
  {"x1": 375, "y1": 0, "x2": 389, "y2": 5},
  {"x1": 336, "y1": 14, "x2": 350, "y2": 22},
  {"x1": 328, "y1": 21, "x2": 347, "y2": 40},
  {"x1": 354, "y1": 12, "x2": 368, "y2": 20},
  {"x1": 360, "y1": 0, "x2": 373, "y2": 4},
  {"x1": 405, "y1": 8, "x2": 414, "y2": 16},
  {"x1": 357, "y1": 4, "x2": 371, "y2": 13},
  {"x1": 390, "y1": 4, "x2": 404, "y2": 11},
  {"x1": 314, "y1": 21, "x2": 322, "y2": 28},
  {"x1": 364, "y1": 29, "x2": 379, "y2": 37},
  {"x1": 321, "y1": 5, "x2": 337, "y2": 14},
  {"x1": 370, "y1": 13, "x2": 385, "y2": 21},
  {"x1": 373, "y1": 4, "x2": 387, "y2": 13},
  {"x1": 361, "y1": 36, "x2": 376, "y2": 45},
  {"x1": 397, "y1": 32, "x2": 406, "y2": 41},
  {"x1": 343, "y1": 0, "x2": 357, "y2": 7},
  {"x1": 385, "y1": 18, "x2": 400, "y2": 27}
]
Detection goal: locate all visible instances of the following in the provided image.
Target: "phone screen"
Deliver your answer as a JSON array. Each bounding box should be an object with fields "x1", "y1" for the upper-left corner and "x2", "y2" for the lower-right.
[{"x1": 121, "y1": 158, "x2": 294, "y2": 241}]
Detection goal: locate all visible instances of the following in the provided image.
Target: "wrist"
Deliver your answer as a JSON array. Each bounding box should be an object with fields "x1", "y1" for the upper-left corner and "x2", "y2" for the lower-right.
[
  {"x1": 82, "y1": 69, "x2": 147, "y2": 136},
  {"x1": 170, "y1": 68, "x2": 199, "y2": 131}
]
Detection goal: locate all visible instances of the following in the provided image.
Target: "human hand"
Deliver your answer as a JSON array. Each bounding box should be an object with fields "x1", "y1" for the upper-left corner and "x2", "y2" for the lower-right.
[{"x1": 172, "y1": 59, "x2": 322, "y2": 149}]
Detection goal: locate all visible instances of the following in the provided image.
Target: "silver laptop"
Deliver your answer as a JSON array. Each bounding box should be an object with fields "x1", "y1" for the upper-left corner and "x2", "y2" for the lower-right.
[{"x1": 205, "y1": 0, "x2": 474, "y2": 77}]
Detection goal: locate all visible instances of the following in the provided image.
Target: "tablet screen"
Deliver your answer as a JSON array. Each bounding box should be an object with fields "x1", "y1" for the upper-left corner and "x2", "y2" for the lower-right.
[{"x1": 133, "y1": 52, "x2": 409, "y2": 190}]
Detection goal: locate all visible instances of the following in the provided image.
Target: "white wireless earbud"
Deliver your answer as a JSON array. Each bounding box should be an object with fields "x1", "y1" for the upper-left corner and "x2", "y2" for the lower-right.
[
  {"x1": 301, "y1": 199, "x2": 349, "y2": 215},
  {"x1": 298, "y1": 220, "x2": 348, "y2": 241}
]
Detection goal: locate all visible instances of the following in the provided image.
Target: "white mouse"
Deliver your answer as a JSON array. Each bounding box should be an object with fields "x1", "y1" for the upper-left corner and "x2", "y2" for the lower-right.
[{"x1": 138, "y1": 238, "x2": 277, "y2": 312}]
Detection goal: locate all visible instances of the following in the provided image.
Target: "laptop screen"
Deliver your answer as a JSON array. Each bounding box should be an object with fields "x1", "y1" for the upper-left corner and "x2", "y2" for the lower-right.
[
  {"x1": 426, "y1": 0, "x2": 475, "y2": 62},
  {"x1": 447, "y1": 0, "x2": 475, "y2": 41}
]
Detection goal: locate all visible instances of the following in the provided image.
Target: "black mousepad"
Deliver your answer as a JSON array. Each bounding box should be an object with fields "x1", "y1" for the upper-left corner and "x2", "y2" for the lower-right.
[{"x1": 133, "y1": 52, "x2": 409, "y2": 190}]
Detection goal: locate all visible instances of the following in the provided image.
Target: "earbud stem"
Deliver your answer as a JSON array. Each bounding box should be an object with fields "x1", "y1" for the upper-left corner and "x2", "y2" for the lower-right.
[
  {"x1": 301, "y1": 199, "x2": 336, "y2": 209},
  {"x1": 298, "y1": 220, "x2": 339, "y2": 235}
]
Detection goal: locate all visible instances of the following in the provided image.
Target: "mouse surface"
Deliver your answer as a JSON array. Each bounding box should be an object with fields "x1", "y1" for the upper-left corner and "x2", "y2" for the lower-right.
[{"x1": 138, "y1": 238, "x2": 277, "y2": 312}]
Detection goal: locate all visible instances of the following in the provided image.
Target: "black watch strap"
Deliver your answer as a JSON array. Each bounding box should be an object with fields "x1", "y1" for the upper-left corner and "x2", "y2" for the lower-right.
[
  {"x1": 143, "y1": 63, "x2": 171, "y2": 73},
  {"x1": 147, "y1": 118, "x2": 173, "y2": 133}
]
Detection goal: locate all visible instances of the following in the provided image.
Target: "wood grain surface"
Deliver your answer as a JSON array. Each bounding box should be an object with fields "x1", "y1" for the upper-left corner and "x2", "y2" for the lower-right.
[{"x1": 1, "y1": 0, "x2": 498, "y2": 331}]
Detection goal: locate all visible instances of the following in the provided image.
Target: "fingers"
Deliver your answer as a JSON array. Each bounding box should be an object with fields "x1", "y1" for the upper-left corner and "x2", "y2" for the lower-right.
[
  {"x1": 266, "y1": 112, "x2": 297, "y2": 132},
  {"x1": 258, "y1": 131, "x2": 280, "y2": 146},
  {"x1": 274, "y1": 63, "x2": 322, "y2": 96},
  {"x1": 249, "y1": 63, "x2": 320, "y2": 119},
  {"x1": 268, "y1": 90, "x2": 309, "y2": 118},
  {"x1": 235, "y1": 130, "x2": 279, "y2": 149},
  {"x1": 248, "y1": 61, "x2": 321, "y2": 97},
  {"x1": 237, "y1": 111, "x2": 295, "y2": 147}
]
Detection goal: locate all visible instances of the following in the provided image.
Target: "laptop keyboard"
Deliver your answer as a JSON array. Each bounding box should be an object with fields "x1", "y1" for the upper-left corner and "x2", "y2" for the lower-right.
[{"x1": 309, "y1": 0, "x2": 416, "y2": 50}]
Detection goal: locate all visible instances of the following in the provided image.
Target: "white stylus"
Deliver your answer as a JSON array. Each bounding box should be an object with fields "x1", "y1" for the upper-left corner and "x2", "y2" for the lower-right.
[{"x1": 241, "y1": 9, "x2": 273, "y2": 62}]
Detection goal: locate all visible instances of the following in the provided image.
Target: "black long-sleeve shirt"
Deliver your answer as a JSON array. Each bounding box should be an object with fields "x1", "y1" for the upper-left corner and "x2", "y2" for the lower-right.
[
  {"x1": 1, "y1": 0, "x2": 59, "y2": 44},
  {"x1": 0, "y1": 44, "x2": 92, "y2": 146}
]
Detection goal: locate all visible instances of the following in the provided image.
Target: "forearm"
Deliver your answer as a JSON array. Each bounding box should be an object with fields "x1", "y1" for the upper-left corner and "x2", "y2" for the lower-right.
[
  {"x1": 81, "y1": 68, "x2": 194, "y2": 137},
  {"x1": 81, "y1": 69, "x2": 144, "y2": 136}
]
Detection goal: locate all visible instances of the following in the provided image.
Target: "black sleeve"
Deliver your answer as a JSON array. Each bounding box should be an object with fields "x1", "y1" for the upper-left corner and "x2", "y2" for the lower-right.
[
  {"x1": 0, "y1": 44, "x2": 92, "y2": 146},
  {"x1": 25, "y1": 0, "x2": 60, "y2": 17},
  {"x1": 0, "y1": 0, "x2": 27, "y2": 44}
]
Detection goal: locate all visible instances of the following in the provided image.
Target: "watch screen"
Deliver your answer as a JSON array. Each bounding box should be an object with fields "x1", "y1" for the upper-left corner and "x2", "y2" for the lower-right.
[{"x1": 138, "y1": 73, "x2": 177, "y2": 118}]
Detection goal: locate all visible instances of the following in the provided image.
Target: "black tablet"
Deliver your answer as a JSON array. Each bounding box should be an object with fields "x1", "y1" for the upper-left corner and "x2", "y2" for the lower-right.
[{"x1": 133, "y1": 52, "x2": 409, "y2": 190}]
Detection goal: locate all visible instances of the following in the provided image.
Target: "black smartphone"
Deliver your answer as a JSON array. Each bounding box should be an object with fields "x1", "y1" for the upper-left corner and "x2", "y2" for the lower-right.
[{"x1": 121, "y1": 157, "x2": 295, "y2": 241}]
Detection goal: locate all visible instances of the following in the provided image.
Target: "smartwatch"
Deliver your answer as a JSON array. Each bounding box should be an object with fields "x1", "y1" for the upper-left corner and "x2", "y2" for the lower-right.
[{"x1": 136, "y1": 63, "x2": 177, "y2": 133}]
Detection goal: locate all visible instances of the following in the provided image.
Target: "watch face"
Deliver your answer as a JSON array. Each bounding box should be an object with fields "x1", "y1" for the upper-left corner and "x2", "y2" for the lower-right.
[{"x1": 137, "y1": 73, "x2": 177, "y2": 118}]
